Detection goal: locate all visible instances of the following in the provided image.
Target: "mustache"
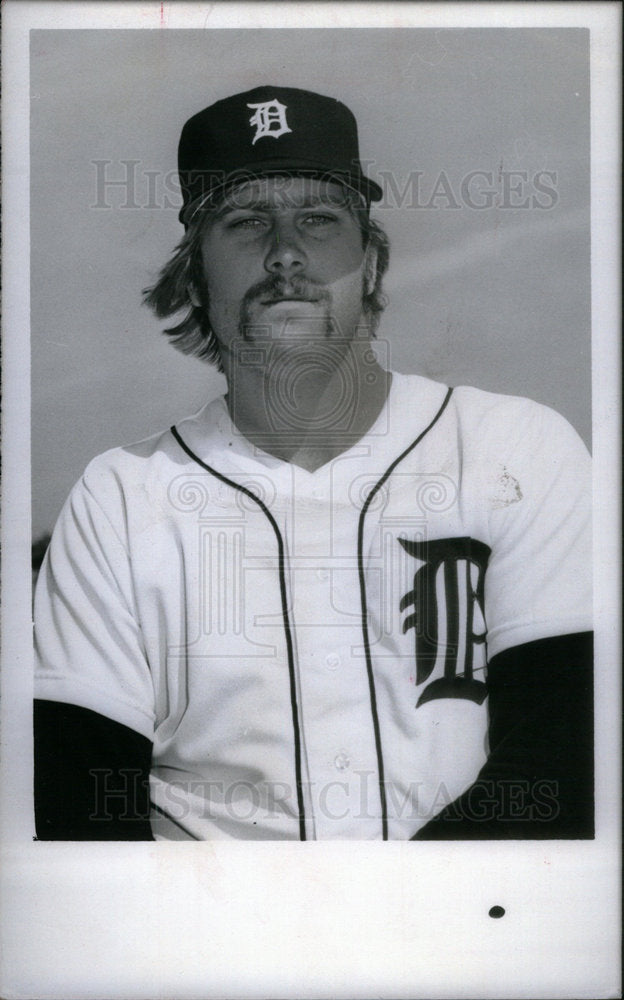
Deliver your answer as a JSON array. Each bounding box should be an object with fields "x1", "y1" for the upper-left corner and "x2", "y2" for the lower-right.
[{"x1": 241, "y1": 274, "x2": 331, "y2": 317}]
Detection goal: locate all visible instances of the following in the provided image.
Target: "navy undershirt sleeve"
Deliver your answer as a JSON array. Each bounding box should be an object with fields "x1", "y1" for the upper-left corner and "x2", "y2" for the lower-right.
[
  {"x1": 34, "y1": 700, "x2": 154, "y2": 841},
  {"x1": 412, "y1": 631, "x2": 594, "y2": 839}
]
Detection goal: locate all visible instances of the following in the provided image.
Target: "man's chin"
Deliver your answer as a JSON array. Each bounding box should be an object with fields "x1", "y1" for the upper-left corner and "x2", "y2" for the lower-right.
[{"x1": 241, "y1": 314, "x2": 336, "y2": 343}]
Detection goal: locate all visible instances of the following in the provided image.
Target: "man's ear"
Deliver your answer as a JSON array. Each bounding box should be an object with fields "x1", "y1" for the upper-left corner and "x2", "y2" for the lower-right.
[
  {"x1": 364, "y1": 246, "x2": 378, "y2": 297},
  {"x1": 187, "y1": 283, "x2": 202, "y2": 308}
]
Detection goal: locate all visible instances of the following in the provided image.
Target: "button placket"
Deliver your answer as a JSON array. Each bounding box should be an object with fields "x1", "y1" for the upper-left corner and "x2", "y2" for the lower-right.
[{"x1": 287, "y1": 464, "x2": 384, "y2": 837}]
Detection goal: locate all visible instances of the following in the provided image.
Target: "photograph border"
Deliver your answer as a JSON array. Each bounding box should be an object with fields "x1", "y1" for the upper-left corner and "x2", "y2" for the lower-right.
[{"x1": 1, "y1": 3, "x2": 620, "y2": 998}]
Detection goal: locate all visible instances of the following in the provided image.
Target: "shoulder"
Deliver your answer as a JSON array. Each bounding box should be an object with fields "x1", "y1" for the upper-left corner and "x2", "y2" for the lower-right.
[
  {"x1": 64, "y1": 399, "x2": 226, "y2": 525},
  {"x1": 76, "y1": 428, "x2": 177, "y2": 511},
  {"x1": 451, "y1": 382, "x2": 574, "y2": 427},
  {"x1": 449, "y1": 384, "x2": 590, "y2": 463},
  {"x1": 390, "y1": 373, "x2": 588, "y2": 457},
  {"x1": 79, "y1": 397, "x2": 226, "y2": 487},
  {"x1": 390, "y1": 375, "x2": 590, "y2": 509},
  {"x1": 446, "y1": 385, "x2": 590, "y2": 519}
]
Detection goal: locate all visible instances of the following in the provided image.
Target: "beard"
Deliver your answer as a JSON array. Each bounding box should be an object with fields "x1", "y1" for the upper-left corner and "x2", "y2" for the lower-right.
[{"x1": 238, "y1": 274, "x2": 334, "y2": 341}]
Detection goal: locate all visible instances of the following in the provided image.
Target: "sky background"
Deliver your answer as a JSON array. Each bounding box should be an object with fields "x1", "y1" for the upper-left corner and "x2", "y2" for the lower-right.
[{"x1": 30, "y1": 27, "x2": 590, "y2": 537}]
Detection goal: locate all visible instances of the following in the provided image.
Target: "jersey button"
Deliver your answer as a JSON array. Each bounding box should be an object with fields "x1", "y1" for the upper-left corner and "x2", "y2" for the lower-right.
[
  {"x1": 311, "y1": 487, "x2": 325, "y2": 500},
  {"x1": 325, "y1": 652, "x2": 340, "y2": 670},
  {"x1": 316, "y1": 568, "x2": 329, "y2": 581},
  {"x1": 334, "y1": 752, "x2": 351, "y2": 771}
]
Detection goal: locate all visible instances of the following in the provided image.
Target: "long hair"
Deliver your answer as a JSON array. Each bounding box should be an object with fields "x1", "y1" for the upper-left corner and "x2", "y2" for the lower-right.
[{"x1": 143, "y1": 192, "x2": 390, "y2": 372}]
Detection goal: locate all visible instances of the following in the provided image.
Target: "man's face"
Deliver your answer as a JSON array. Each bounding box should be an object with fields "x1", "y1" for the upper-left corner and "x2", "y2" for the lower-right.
[{"x1": 196, "y1": 176, "x2": 374, "y2": 364}]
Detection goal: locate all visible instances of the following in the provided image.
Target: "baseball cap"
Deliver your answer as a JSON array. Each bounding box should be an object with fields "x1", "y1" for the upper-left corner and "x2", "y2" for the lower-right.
[{"x1": 178, "y1": 85, "x2": 383, "y2": 223}]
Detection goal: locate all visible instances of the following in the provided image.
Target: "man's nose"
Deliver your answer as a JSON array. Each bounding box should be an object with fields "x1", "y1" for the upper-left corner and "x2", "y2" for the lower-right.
[{"x1": 263, "y1": 220, "x2": 307, "y2": 276}]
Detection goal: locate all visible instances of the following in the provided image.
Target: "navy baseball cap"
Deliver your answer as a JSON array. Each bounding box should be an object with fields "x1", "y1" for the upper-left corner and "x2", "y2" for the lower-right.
[{"x1": 178, "y1": 85, "x2": 383, "y2": 222}]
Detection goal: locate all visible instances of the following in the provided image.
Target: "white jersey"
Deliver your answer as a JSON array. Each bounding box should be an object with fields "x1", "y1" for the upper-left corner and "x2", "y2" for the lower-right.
[{"x1": 34, "y1": 373, "x2": 592, "y2": 840}]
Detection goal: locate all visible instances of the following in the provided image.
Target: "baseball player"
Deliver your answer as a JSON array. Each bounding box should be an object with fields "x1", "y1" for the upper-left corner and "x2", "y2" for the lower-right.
[{"x1": 34, "y1": 87, "x2": 593, "y2": 841}]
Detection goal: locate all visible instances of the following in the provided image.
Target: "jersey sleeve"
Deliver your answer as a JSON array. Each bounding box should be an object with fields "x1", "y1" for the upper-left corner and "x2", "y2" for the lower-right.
[
  {"x1": 34, "y1": 469, "x2": 156, "y2": 741},
  {"x1": 480, "y1": 401, "x2": 592, "y2": 660}
]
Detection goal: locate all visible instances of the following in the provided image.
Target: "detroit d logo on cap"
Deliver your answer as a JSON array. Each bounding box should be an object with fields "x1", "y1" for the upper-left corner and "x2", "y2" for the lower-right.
[{"x1": 247, "y1": 99, "x2": 292, "y2": 144}]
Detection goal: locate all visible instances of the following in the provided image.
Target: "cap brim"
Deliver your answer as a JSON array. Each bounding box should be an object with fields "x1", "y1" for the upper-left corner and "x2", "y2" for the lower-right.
[{"x1": 180, "y1": 160, "x2": 383, "y2": 223}]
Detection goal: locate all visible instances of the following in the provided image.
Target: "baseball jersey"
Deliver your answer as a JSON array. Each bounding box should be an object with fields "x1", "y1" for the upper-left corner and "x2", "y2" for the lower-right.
[{"x1": 34, "y1": 372, "x2": 592, "y2": 840}]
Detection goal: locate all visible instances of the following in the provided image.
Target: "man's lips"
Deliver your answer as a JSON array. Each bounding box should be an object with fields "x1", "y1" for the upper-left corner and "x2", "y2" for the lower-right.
[
  {"x1": 260, "y1": 296, "x2": 321, "y2": 304},
  {"x1": 240, "y1": 279, "x2": 331, "y2": 331}
]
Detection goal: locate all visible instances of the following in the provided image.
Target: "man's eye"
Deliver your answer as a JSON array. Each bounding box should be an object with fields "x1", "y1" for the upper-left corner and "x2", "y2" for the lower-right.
[
  {"x1": 228, "y1": 216, "x2": 266, "y2": 230},
  {"x1": 302, "y1": 213, "x2": 336, "y2": 227}
]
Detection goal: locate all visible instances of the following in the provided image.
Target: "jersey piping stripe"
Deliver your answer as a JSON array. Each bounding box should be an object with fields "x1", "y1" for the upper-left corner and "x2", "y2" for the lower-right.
[
  {"x1": 169, "y1": 425, "x2": 307, "y2": 841},
  {"x1": 151, "y1": 800, "x2": 202, "y2": 840},
  {"x1": 357, "y1": 386, "x2": 454, "y2": 840}
]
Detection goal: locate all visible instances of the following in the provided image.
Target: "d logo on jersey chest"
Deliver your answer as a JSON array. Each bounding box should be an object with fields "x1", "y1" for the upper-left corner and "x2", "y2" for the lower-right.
[{"x1": 398, "y1": 536, "x2": 491, "y2": 707}]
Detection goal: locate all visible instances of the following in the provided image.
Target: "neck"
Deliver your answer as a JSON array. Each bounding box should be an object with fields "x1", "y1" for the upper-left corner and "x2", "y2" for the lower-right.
[{"x1": 222, "y1": 339, "x2": 392, "y2": 471}]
